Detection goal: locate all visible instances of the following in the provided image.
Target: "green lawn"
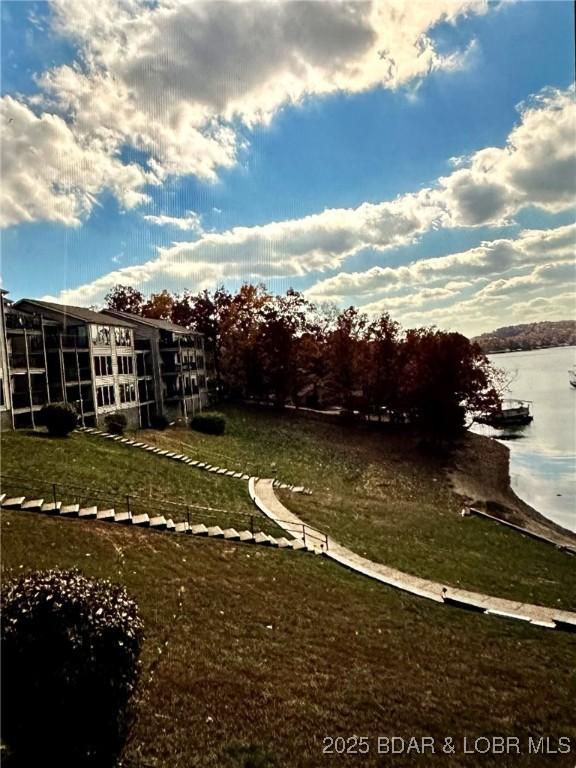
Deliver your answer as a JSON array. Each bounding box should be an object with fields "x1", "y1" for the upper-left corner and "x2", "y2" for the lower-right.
[
  {"x1": 2, "y1": 509, "x2": 575, "y2": 768},
  {"x1": 134, "y1": 406, "x2": 576, "y2": 611},
  {"x1": 0, "y1": 429, "x2": 283, "y2": 536}
]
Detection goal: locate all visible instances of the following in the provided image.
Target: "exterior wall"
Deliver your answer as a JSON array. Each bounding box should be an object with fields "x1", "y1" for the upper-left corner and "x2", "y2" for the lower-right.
[{"x1": 0, "y1": 298, "x2": 12, "y2": 427}]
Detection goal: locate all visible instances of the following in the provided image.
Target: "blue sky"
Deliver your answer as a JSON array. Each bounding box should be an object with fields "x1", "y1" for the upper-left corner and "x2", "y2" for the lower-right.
[{"x1": 1, "y1": 0, "x2": 575, "y2": 335}]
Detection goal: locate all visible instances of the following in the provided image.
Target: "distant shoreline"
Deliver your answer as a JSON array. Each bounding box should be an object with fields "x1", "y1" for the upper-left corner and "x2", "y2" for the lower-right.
[{"x1": 485, "y1": 344, "x2": 576, "y2": 355}]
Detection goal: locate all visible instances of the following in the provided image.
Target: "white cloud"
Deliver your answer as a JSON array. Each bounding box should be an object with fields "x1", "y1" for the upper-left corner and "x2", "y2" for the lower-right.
[
  {"x1": 438, "y1": 87, "x2": 576, "y2": 226},
  {"x1": 4, "y1": 0, "x2": 490, "y2": 227},
  {"x1": 0, "y1": 96, "x2": 156, "y2": 228},
  {"x1": 143, "y1": 211, "x2": 203, "y2": 232},
  {"x1": 307, "y1": 223, "x2": 576, "y2": 301}
]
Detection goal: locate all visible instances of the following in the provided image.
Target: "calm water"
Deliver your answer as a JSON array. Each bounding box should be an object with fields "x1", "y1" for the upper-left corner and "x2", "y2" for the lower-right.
[{"x1": 472, "y1": 346, "x2": 576, "y2": 532}]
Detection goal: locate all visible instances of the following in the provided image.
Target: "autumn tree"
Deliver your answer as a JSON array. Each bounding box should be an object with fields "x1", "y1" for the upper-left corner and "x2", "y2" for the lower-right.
[
  {"x1": 325, "y1": 307, "x2": 369, "y2": 410},
  {"x1": 365, "y1": 313, "x2": 401, "y2": 419},
  {"x1": 142, "y1": 290, "x2": 174, "y2": 320},
  {"x1": 104, "y1": 285, "x2": 144, "y2": 315},
  {"x1": 399, "y1": 328, "x2": 500, "y2": 439}
]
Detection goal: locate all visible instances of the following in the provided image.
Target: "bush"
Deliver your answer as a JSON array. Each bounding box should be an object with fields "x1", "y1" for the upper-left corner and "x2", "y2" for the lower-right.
[
  {"x1": 36, "y1": 402, "x2": 77, "y2": 436},
  {"x1": 104, "y1": 411, "x2": 127, "y2": 435},
  {"x1": 150, "y1": 413, "x2": 169, "y2": 430},
  {"x1": 190, "y1": 412, "x2": 226, "y2": 435},
  {"x1": 1, "y1": 568, "x2": 144, "y2": 768}
]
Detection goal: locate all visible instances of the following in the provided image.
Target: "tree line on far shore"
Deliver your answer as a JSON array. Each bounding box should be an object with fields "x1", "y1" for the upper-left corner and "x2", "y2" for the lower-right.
[{"x1": 105, "y1": 284, "x2": 504, "y2": 437}]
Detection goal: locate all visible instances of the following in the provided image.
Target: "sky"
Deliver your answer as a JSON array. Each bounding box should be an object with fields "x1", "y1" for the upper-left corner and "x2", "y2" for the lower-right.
[{"x1": 1, "y1": 0, "x2": 575, "y2": 337}]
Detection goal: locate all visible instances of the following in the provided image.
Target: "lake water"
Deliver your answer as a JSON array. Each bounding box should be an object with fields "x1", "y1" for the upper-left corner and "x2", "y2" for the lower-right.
[{"x1": 472, "y1": 346, "x2": 576, "y2": 533}]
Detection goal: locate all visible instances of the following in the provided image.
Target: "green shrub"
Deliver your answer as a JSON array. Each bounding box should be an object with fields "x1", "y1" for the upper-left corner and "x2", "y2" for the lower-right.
[
  {"x1": 150, "y1": 413, "x2": 169, "y2": 430},
  {"x1": 190, "y1": 412, "x2": 226, "y2": 435},
  {"x1": 1, "y1": 568, "x2": 144, "y2": 768},
  {"x1": 36, "y1": 402, "x2": 77, "y2": 436},
  {"x1": 104, "y1": 411, "x2": 128, "y2": 435}
]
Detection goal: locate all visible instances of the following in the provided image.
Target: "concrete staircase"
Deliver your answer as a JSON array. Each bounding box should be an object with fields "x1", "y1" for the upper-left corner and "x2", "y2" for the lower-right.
[
  {"x1": 74, "y1": 427, "x2": 313, "y2": 494},
  {"x1": 0, "y1": 492, "x2": 315, "y2": 553}
]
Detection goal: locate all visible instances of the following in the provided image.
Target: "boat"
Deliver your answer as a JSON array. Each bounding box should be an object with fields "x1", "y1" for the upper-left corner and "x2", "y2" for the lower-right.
[
  {"x1": 569, "y1": 367, "x2": 576, "y2": 388},
  {"x1": 475, "y1": 399, "x2": 533, "y2": 428}
]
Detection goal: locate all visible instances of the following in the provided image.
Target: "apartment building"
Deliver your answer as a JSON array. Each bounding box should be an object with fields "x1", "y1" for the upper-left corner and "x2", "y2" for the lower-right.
[
  {"x1": 14, "y1": 299, "x2": 141, "y2": 428},
  {"x1": 102, "y1": 310, "x2": 211, "y2": 422},
  {"x1": 0, "y1": 294, "x2": 212, "y2": 430}
]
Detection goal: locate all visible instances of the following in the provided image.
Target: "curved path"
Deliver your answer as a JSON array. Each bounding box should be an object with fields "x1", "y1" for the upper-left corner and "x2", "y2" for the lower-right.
[{"x1": 250, "y1": 478, "x2": 576, "y2": 632}]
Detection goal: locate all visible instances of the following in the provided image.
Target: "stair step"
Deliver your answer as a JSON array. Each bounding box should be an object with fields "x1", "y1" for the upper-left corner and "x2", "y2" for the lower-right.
[
  {"x1": 2, "y1": 497, "x2": 26, "y2": 509},
  {"x1": 174, "y1": 521, "x2": 190, "y2": 533},
  {"x1": 208, "y1": 466, "x2": 219, "y2": 473},
  {"x1": 225, "y1": 470, "x2": 236, "y2": 477},
  {"x1": 166, "y1": 452, "x2": 176, "y2": 458},
  {"x1": 207, "y1": 526, "x2": 224, "y2": 537},
  {"x1": 79, "y1": 506, "x2": 98, "y2": 519},
  {"x1": 165, "y1": 519, "x2": 175, "y2": 530},
  {"x1": 197, "y1": 462, "x2": 206, "y2": 468},
  {"x1": 191, "y1": 523, "x2": 208, "y2": 536},
  {"x1": 133, "y1": 442, "x2": 144, "y2": 447},
  {"x1": 223, "y1": 528, "x2": 240, "y2": 540},
  {"x1": 290, "y1": 540, "x2": 306, "y2": 551},
  {"x1": 158, "y1": 449, "x2": 168, "y2": 455},
  {"x1": 145, "y1": 446, "x2": 156, "y2": 452},
  {"x1": 253, "y1": 532, "x2": 273, "y2": 546},
  {"x1": 60, "y1": 504, "x2": 80, "y2": 517},
  {"x1": 149, "y1": 515, "x2": 167, "y2": 529},
  {"x1": 189, "y1": 460, "x2": 199, "y2": 466},
  {"x1": 114, "y1": 511, "x2": 132, "y2": 524},
  {"x1": 21, "y1": 498, "x2": 44, "y2": 511},
  {"x1": 275, "y1": 537, "x2": 293, "y2": 548},
  {"x1": 238, "y1": 530, "x2": 254, "y2": 542},
  {"x1": 241, "y1": 474, "x2": 250, "y2": 481},
  {"x1": 292, "y1": 486, "x2": 305, "y2": 493},
  {"x1": 132, "y1": 513, "x2": 150, "y2": 527},
  {"x1": 217, "y1": 468, "x2": 227, "y2": 474},
  {"x1": 0, "y1": 493, "x2": 5, "y2": 505},
  {"x1": 41, "y1": 501, "x2": 61, "y2": 514},
  {"x1": 96, "y1": 508, "x2": 115, "y2": 521}
]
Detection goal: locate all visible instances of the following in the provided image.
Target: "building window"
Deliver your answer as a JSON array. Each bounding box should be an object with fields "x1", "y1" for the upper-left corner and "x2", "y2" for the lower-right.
[
  {"x1": 197, "y1": 355, "x2": 204, "y2": 369},
  {"x1": 117, "y1": 355, "x2": 134, "y2": 375},
  {"x1": 114, "y1": 327, "x2": 132, "y2": 347},
  {"x1": 94, "y1": 356, "x2": 113, "y2": 376},
  {"x1": 96, "y1": 384, "x2": 115, "y2": 407},
  {"x1": 119, "y1": 383, "x2": 137, "y2": 404},
  {"x1": 91, "y1": 325, "x2": 111, "y2": 346},
  {"x1": 198, "y1": 375, "x2": 206, "y2": 389}
]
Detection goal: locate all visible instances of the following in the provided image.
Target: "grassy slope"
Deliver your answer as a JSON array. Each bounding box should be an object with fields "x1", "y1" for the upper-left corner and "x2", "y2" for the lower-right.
[
  {"x1": 2, "y1": 510, "x2": 575, "y2": 768},
  {"x1": 136, "y1": 406, "x2": 576, "y2": 611},
  {"x1": 0, "y1": 429, "x2": 283, "y2": 536}
]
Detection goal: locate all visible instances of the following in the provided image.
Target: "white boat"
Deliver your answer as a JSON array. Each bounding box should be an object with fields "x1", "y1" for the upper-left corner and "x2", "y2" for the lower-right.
[{"x1": 569, "y1": 367, "x2": 576, "y2": 388}]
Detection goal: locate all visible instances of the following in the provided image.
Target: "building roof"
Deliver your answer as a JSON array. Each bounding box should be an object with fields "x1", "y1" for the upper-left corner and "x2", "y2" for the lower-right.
[
  {"x1": 103, "y1": 309, "x2": 197, "y2": 335},
  {"x1": 15, "y1": 299, "x2": 136, "y2": 328}
]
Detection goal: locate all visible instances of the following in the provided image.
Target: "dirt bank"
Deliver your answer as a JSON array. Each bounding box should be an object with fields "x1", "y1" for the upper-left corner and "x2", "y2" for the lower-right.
[{"x1": 449, "y1": 431, "x2": 576, "y2": 549}]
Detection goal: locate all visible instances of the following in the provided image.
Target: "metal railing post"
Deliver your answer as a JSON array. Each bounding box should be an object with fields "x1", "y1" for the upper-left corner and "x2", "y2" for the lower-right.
[
  {"x1": 302, "y1": 524, "x2": 306, "y2": 546},
  {"x1": 52, "y1": 483, "x2": 58, "y2": 507},
  {"x1": 250, "y1": 515, "x2": 254, "y2": 535},
  {"x1": 126, "y1": 495, "x2": 131, "y2": 516}
]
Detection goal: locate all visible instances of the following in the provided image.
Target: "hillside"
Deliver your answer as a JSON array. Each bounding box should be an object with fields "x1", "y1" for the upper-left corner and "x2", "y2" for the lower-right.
[
  {"x1": 473, "y1": 320, "x2": 576, "y2": 353},
  {"x1": 2, "y1": 409, "x2": 576, "y2": 766}
]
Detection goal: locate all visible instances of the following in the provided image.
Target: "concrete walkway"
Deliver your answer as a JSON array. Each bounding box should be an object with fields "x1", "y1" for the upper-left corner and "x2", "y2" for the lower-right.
[{"x1": 250, "y1": 478, "x2": 576, "y2": 631}]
